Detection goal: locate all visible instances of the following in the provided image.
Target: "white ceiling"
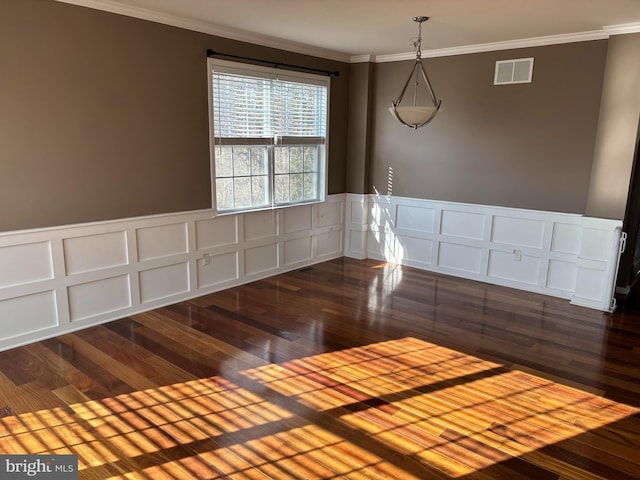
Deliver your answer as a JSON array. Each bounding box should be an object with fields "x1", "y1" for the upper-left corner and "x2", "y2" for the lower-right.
[{"x1": 60, "y1": 0, "x2": 640, "y2": 61}]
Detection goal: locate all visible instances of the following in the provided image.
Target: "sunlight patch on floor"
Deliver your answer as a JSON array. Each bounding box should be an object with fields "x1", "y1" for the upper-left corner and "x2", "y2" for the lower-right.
[{"x1": 0, "y1": 337, "x2": 637, "y2": 479}]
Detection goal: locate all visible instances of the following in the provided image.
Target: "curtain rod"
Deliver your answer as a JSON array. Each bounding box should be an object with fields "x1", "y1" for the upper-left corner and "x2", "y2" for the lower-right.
[{"x1": 206, "y1": 49, "x2": 340, "y2": 77}]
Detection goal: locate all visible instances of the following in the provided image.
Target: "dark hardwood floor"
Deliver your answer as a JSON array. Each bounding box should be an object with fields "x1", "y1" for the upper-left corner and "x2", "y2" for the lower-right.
[{"x1": 0, "y1": 257, "x2": 639, "y2": 479}]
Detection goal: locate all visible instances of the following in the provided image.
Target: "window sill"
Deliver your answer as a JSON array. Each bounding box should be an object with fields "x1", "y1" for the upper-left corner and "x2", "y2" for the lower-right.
[{"x1": 213, "y1": 198, "x2": 326, "y2": 217}]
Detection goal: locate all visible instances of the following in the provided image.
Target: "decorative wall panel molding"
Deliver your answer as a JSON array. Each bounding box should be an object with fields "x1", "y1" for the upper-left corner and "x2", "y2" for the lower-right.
[
  {"x1": 67, "y1": 274, "x2": 131, "y2": 322},
  {"x1": 345, "y1": 194, "x2": 623, "y2": 312},
  {"x1": 137, "y1": 223, "x2": 189, "y2": 261},
  {"x1": 0, "y1": 291, "x2": 58, "y2": 341},
  {"x1": 0, "y1": 192, "x2": 622, "y2": 351},
  {"x1": 0, "y1": 242, "x2": 54, "y2": 288},
  {"x1": 0, "y1": 195, "x2": 345, "y2": 351},
  {"x1": 63, "y1": 231, "x2": 129, "y2": 275}
]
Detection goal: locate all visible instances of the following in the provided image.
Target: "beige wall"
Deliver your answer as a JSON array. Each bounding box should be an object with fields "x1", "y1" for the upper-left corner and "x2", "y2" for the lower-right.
[
  {"x1": 346, "y1": 62, "x2": 374, "y2": 193},
  {"x1": 365, "y1": 41, "x2": 608, "y2": 214},
  {"x1": 4, "y1": 0, "x2": 636, "y2": 232},
  {"x1": 585, "y1": 33, "x2": 640, "y2": 220},
  {"x1": 0, "y1": 0, "x2": 349, "y2": 232}
]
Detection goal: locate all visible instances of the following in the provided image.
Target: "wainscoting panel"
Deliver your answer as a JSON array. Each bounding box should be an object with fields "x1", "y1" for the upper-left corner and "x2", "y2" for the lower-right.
[
  {"x1": 491, "y1": 215, "x2": 546, "y2": 249},
  {"x1": 551, "y1": 223, "x2": 582, "y2": 255},
  {"x1": 315, "y1": 230, "x2": 343, "y2": 259},
  {"x1": 580, "y1": 227, "x2": 616, "y2": 261},
  {"x1": 395, "y1": 235, "x2": 433, "y2": 268},
  {"x1": 0, "y1": 195, "x2": 345, "y2": 351},
  {"x1": 0, "y1": 291, "x2": 58, "y2": 340},
  {"x1": 244, "y1": 210, "x2": 278, "y2": 241},
  {"x1": 349, "y1": 198, "x2": 367, "y2": 226},
  {"x1": 317, "y1": 199, "x2": 344, "y2": 228},
  {"x1": 345, "y1": 195, "x2": 369, "y2": 260},
  {"x1": 196, "y1": 252, "x2": 239, "y2": 289},
  {"x1": 63, "y1": 231, "x2": 128, "y2": 275},
  {"x1": 441, "y1": 210, "x2": 484, "y2": 240},
  {"x1": 195, "y1": 216, "x2": 238, "y2": 250},
  {"x1": 396, "y1": 204, "x2": 436, "y2": 234},
  {"x1": 245, "y1": 243, "x2": 279, "y2": 276},
  {"x1": 284, "y1": 237, "x2": 313, "y2": 267},
  {"x1": 571, "y1": 218, "x2": 623, "y2": 310},
  {"x1": 137, "y1": 223, "x2": 188, "y2": 261},
  {"x1": 488, "y1": 250, "x2": 541, "y2": 285},
  {"x1": 439, "y1": 242, "x2": 483, "y2": 274},
  {"x1": 284, "y1": 205, "x2": 313, "y2": 233},
  {"x1": 0, "y1": 241, "x2": 54, "y2": 288},
  {"x1": 345, "y1": 194, "x2": 623, "y2": 311},
  {"x1": 547, "y1": 259, "x2": 578, "y2": 293},
  {"x1": 139, "y1": 262, "x2": 190, "y2": 304},
  {"x1": 574, "y1": 267, "x2": 607, "y2": 304},
  {"x1": 67, "y1": 274, "x2": 131, "y2": 322},
  {"x1": 348, "y1": 231, "x2": 365, "y2": 257}
]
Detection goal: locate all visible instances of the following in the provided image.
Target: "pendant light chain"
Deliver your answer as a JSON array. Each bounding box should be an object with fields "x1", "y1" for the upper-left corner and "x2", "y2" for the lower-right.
[{"x1": 415, "y1": 19, "x2": 423, "y2": 60}]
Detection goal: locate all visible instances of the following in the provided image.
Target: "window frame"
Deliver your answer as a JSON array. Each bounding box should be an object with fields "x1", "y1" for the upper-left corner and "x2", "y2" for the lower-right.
[{"x1": 207, "y1": 58, "x2": 330, "y2": 215}]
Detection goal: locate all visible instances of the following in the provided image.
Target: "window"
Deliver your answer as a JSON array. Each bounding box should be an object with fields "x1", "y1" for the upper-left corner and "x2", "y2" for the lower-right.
[{"x1": 208, "y1": 59, "x2": 329, "y2": 214}]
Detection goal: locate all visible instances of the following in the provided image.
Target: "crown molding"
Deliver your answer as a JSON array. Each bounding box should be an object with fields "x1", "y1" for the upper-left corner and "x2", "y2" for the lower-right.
[
  {"x1": 350, "y1": 54, "x2": 373, "y2": 64},
  {"x1": 54, "y1": 0, "x2": 352, "y2": 63},
  {"x1": 368, "y1": 29, "x2": 610, "y2": 63},
  {"x1": 53, "y1": 2, "x2": 638, "y2": 66},
  {"x1": 603, "y1": 22, "x2": 640, "y2": 35}
]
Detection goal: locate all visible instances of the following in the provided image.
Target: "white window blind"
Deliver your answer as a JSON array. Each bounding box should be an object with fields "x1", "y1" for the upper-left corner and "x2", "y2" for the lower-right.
[
  {"x1": 213, "y1": 75, "x2": 327, "y2": 139},
  {"x1": 209, "y1": 60, "x2": 329, "y2": 213}
]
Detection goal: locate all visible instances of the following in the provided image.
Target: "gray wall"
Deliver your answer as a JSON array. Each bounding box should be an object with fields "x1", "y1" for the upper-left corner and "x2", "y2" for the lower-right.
[
  {"x1": 346, "y1": 62, "x2": 374, "y2": 194},
  {"x1": 0, "y1": 0, "x2": 349, "y2": 232},
  {"x1": 3, "y1": 0, "x2": 634, "y2": 233},
  {"x1": 585, "y1": 33, "x2": 640, "y2": 220},
  {"x1": 365, "y1": 41, "x2": 608, "y2": 214}
]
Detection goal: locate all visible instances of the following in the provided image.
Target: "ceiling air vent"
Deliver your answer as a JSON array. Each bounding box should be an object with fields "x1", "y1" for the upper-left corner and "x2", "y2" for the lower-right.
[{"x1": 494, "y1": 57, "x2": 534, "y2": 85}]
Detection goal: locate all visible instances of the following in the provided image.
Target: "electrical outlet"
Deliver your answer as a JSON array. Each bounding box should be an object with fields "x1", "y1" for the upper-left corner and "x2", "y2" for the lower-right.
[
  {"x1": 203, "y1": 253, "x2": 211, "y2": 265},
  {"x1": 514, "y1": 249, "x2": 522, "y2": 261}
]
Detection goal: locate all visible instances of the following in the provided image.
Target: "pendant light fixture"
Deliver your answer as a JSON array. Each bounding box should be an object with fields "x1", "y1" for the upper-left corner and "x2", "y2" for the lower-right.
[{"x1": 389, "y1": 16, "x2": 442, "y2": 129}]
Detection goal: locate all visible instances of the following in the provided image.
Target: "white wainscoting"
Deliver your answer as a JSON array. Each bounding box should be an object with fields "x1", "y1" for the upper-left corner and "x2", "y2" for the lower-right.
[
  {"x1": 0, "y1": 192, "x2": 623, "y2": 351},
  {"x1": 345, "y1": 194, "x2": 623, "y2": 311},
  {"x1": 0, "y1": 196, "x2": 344, "y2": 351}
]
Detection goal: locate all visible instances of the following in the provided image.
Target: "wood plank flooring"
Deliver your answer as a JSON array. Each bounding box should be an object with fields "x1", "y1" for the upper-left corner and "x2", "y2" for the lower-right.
[{"x1": 1, "y1": 257, "x2": 639, "y2": 479}]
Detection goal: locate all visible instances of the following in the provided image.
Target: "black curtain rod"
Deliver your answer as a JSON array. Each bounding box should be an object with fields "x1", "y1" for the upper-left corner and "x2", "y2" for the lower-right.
[{"x1": 206, "y1": 49, "x2": 340, "y2": 77}]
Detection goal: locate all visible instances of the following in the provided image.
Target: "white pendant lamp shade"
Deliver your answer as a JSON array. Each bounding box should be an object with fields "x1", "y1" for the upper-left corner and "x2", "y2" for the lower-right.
[
  {"x1": 390, "y1": 16, "x2": 441, "y2": 129},
  {"x1": 389, "y1": 106, "x2": 438, "y2": 126}
]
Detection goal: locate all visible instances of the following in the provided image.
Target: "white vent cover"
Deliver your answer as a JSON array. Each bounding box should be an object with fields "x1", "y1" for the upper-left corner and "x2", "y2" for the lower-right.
[{"x1": 494, "y1": 57, "x2": 534, "y2": 85}]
